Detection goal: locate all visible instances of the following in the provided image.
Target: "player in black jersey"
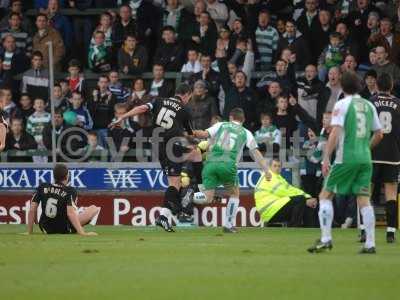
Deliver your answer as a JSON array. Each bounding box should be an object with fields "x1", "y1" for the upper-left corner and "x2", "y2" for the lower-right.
[
  {"x1": 26, "y1": 164, "x2": 99, "y2": 236},
  {"x1": 113, "y1": 83, "x2": 195, "y2": 232},
  {"x1": 370, "y1": 73, "x2": 400, "y2": 243}
]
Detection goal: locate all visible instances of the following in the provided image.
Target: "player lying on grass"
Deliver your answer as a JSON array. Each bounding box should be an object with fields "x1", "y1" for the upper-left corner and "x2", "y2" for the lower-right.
[
  {"x1": 254, "y1": 158, "x2": 317, "y2": 227},
  {"x1": 26, "y1": 164, "x2": 99, "y2": 236},
  {"x1": 307, "y1": 71, "x2": 383, "y2": 254},
  {"x1": 191, "y1": 108, "x2": 271, "y2": 233}
]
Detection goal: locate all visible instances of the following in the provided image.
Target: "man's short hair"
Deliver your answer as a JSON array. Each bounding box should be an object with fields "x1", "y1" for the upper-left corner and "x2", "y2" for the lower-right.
[
  {"x1": 377, "y1": 73, "x2": 393, "y2": 92},
  {"x1": 229, "y1": 108, "x2": 245, "y2": 123},
  {"x1": 54, "y1": 108, "x2": 64, "y2": 116},
  {"x1": 10, "y1": 117, "x2": 23, "y2": 125},
  {"x1": 68, "y1": 59, "x2": 81, "y2": 69},
  {"x1": 32, "y1": 51, "x2": 43, "y2": 59},
  {"x1": 162, "y1": 25, "x2": 176, "y2": 33},
  {"x1": 114, "y1": 102, "x2": 128, "y2": 111},
  {"x1": 340, "y1": 71, "x2": 361, "y2": 95},
  {"x1": 176, "y1": 83, "x2": 192, "y2": 95},
  {"x1": 9, "y1": 12, "x2": 21, "y2": 20},
  {"x1": 53, "y1": 164, "x2": 69, "y2": 183},
  {"x1": 36, "y1": 13, "x2": 48, "y2": 21}
]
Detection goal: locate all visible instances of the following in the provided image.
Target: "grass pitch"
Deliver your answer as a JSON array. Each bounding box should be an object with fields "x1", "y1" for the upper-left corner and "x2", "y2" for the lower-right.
[{"x1": 0, "y1": 225, "x2": 399, "y2": 300}]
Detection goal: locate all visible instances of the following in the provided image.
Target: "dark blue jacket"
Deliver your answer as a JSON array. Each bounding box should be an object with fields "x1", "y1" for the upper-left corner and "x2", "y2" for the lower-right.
[{"x1": 50, "y1": 13, "x2": 74, "y2": 50}]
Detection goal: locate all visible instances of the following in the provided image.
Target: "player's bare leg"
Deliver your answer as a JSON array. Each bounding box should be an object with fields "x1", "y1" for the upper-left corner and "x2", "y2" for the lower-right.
[
  {"x1": 384, "y1": 182, "x2": 398, "y2": 243},
  {"x1": 223, "y1": 186, "x2": 240, "y2": 233},
  {"x1": 308, "y1": 189, "x2": 334, "y2": 253},
  {"x1": 357, "y1": 195, "x2": 376, "y2": 253},
  {"x1": 78, "y1": 205, "x2": 100, "y2": 226}
]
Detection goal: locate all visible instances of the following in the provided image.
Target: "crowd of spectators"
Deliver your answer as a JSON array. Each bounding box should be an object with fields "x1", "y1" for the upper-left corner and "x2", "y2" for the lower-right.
[{"x1": 0, "y1": 0, "x2": 399, "y2": 177}]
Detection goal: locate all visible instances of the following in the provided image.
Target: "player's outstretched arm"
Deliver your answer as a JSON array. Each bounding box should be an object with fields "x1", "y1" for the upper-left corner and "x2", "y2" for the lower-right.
[
  {"x1": 27, "y1": 202, "x2": 38, "y2": 234},
  {"x1": 67, "y1": 206, "x2": 97, "y2": 236},
  {"x1": 250, "y1": 148, "x2": 271, "y2": 180}
]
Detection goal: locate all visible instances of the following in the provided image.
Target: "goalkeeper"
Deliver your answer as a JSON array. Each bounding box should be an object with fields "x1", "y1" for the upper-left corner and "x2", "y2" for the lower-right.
[{"x1": 255, "y1": 158, "x2": 317, "y2": 227}]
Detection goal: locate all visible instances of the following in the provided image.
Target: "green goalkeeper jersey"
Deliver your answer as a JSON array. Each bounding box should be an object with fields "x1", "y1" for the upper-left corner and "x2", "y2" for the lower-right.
[
  {"x1": 331, "y1": 94, "x2": 381, "y2": 164},
  {"x1": 206, "y1": 121, "x2": 258, "y2": 164}
]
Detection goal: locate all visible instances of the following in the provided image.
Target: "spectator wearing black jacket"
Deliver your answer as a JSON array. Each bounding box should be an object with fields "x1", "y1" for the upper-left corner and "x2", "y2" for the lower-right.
[
  {"x1": 191, "y1": 11, "x2": 218, "y2": 57},
  {"x1": 87, "y1": 75, "x2": 117, "y2": 146},
  {"x1": 111, "y1": 4, "x2": 137, "y2": 50},
  {"x1": 123, "y1": 0, "x2": 161, "y2": 59},
  {"x1": 217, "y1": 49, "x2": 259, "y2": 132},
  {"x1": 5, "y1": 117, "x2": 37, "y2": 162},
  {"x1": 189, "y1": 53, "x2": 220, "y2": 97},
  {"x1": 118, "y1": 34, "x2": 148, "y2": 75},
  {"x1": 277, "y1": 19, "x2": 311, "y2": 71},
  {"x1": 257, "y1": 59, "x2": 297, "y2": 98},
  {"x1": 154, "y1": 26, "x2": 184, "y2": 71},
  {"x1": 18, "y1": 93, "x2": 34, "y2": 124},
  {"x1": 297, "y1": 64, "x2": 330, "y2": 129},
  {"x1": 310, "y1": 9, "x2": 333, "y2": 63},
  {"x1": 296, "y1": 0, "x2": 320, "y2": 50},
  {"x1": 162, "y1": 0, "x2": 196, "y2": 42},
  {"x1": 273, "y1": 95, "x2": 317, "y2": 150},
  {"x1": 186, "y1": 79, "x2": 219, "y2": 130},
  {"x1": 0, "y1": 34, "x2": 27, "y2": 71},
  {"x1": 345, "y1": 0, "x2": 380, "y2": 64},
  {"x1": 147, "y1": 63, "x2": 175, "y2": 99}
]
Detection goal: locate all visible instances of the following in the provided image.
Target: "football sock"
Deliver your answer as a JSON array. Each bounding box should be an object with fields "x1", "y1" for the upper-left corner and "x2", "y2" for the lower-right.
[
  {"x1": 225, "y1": 197, "x2": 239, "y2": 229},
  {"x1": 192, "y1": 162, "x2": 203, "y2": 184},
  {"x1": 318, "y1": 199, "x2": 333, "y2": 243},
  {"x1": 164, "y1": 186, "x2": 181, "y2": 215},
  {"x1": 360, "y1": 206, "x2": 376, "y2": 248},
  {"x1": 193, "y1": 192, "x2": 208, "y2": 205},
  {"x1": 386, "y1": 200, "x2": 397, "y2": 232}
]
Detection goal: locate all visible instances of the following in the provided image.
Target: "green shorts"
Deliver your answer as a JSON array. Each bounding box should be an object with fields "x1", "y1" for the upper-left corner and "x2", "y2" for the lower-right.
[
  {"x1": 323, "y1": 163, "x2": 372, "y2": 196},
  {"x1": 202, "y1": 161, "x2": 238, "y2": 190}
]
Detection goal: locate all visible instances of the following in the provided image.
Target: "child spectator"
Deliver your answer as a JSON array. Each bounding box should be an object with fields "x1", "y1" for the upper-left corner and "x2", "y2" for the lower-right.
[
  {"x1": 66, "y1": 59, "x2": 87, "y2": 99},
  {"x1": 21, "y1": 51, "x2": 49, "y2": 102},
  {"x1": 52, "y1": 83, "x2": 69, "y2": 112},
  {"x1": 26, "y1": 98, "x2": 51, "y2": 162},
  {"x1": 88, "y1": 30, "x2": 112, "y2": 73},
  {"x1": 82, "y1": 131, "x2": 105, "y2": 162},
  {"x1": 181, "y1": 49, "x2": 202, "y2": 74},
  {"x1": 254, "y1": 112, "x2": 281, "y2": 156},
  {"x1": 90, "y1": 12, "x2": 113, "y2": 48},
  {"x1": 108, "y1": 71, "x2": 130, "y2": 103},
  {"x1": 19, "y1": 93, "x2": 34, "y2": 123},
  {"x1": 59, "y1": 79, "x2": 71, "y2": 99},
  {"x1": 68, "y1": 91, "x2": 93, "y2": 130},
  {"x1": 118, "y1": 34, "x2": 148, "y2": 75},
  {"x1": 318, "y1": 32, "x2": 347, "y2": 82}
]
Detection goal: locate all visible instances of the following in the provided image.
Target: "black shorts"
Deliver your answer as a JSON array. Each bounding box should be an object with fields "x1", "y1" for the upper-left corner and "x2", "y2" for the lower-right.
[
  {"x1": 372, "y1": 163, "x2": 400, "y2": 184},
  {"x1": 39, "y1": 220, "x2": 75, "y2": 234},
  {"x1": 158, "y1": 141, "x2": 190, "y2": 177}
]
